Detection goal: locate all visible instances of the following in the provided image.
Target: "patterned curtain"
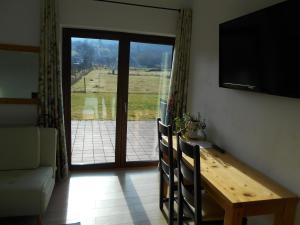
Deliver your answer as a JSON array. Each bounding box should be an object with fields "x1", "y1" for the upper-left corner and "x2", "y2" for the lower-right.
[
  {"x1": 38, "y1": 0, "x2": 69, "y2": 180},
  {"x1": 167, "y1": 9, "x2": 193, "y2": 126}
]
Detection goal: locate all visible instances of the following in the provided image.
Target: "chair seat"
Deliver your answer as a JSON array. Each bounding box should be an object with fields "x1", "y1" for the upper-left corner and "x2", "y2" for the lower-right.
[{"x1": 202, "y1": 192, "x2": 224, "y2": 221}]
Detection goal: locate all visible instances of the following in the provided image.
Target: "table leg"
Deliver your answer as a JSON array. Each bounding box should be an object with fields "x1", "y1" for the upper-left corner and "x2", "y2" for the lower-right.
[
  {"x1": 224, "y1": 207, "x2": 244, "y2": 225},
  {"x1": 274, "y1": 200, "x2": 298, "y2": 225}
]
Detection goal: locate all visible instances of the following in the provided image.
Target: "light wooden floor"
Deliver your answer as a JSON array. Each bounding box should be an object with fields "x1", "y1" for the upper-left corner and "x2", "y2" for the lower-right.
[{"x1": 0, "y1": 168, "x2": 171, "y2": 225}]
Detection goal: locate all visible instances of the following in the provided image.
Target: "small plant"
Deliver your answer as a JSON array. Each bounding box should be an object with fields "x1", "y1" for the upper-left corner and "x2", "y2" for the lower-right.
[
  {"x1": 175, "y1": 112, "x2": 206, "y2": 139},
  {"x1": 174, "y1": 112, "x2": 206, "y2": 131},
  {"x1": 174, "y1": 116, "x2": 185, "y2": 131}
]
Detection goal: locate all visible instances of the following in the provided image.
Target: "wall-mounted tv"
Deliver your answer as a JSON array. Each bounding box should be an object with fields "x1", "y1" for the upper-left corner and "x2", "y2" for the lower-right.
[{"x1": 219, "y1": 1, "x2": 300, "y2": 99}]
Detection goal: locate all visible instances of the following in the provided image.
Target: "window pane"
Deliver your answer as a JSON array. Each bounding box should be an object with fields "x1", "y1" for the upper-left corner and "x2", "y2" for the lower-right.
[
  {"x1": 126, "y1": 42, "x2": 173, "y2": 162},
  {"x1": 71, "y1": 37, "x2": 119, "y2": 165}
]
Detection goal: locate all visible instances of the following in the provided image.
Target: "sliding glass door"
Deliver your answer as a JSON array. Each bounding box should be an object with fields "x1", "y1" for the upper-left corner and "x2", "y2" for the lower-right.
[
  {"x1": 126, "y1": 42, "x2": 173, "y2": 163},
  {"x1": 70, "y1": 37, "x2": 119, "y2": 165},
  {"x1": 62, "y1": 28, "x2": 174, "y2": 168}
]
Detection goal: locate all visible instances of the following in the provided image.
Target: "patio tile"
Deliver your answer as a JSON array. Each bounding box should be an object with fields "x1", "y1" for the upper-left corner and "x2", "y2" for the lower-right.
[
  {"x1": 83, "y1": 153, "x2": 94, "y2": 157},
  {"x1": 84, "y1": 143, "x2": 94, "y2": 146},
  {"x1": 94, "y1": 151, "x2": 105, "y2": 155},
  {"x1": 105, "y1": 157, "x2": 115, "y2": 162},
  {"x1": 73, "y1": 145, "x2": 83, "y2": 149},
  {"x1": 127, "y1": 156, "x2": 139, "y2": 161},
  {"x1": 94, "y1": 159, "x2": 107, "y2": 163},
  {"x1": 138, "y1": 155, "x2": 151, "y2": 160},
  {"x1": 72, "y1": 120, "x2": 158, "y2": 165},
  {"x1": 72, "y1": 152, "x2": 83, "y2": 156},
  {"x1": 127, "y1": 153, "x2": 137, "y2": 157},
  {"x1": 94, "y1": 154, "x2": 105, "y2": 159},
  {"x1": 83, "y1": 156, "x2": 94, "y2": 161},
  {"x1": 132, "y1": 148, "x2": 144, "y2": 152}
]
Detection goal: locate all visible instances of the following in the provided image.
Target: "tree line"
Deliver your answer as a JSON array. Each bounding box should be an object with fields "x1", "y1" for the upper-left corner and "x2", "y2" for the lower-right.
[{"x1": 71, "y1": 38, "x2": 173, "y2": 72}]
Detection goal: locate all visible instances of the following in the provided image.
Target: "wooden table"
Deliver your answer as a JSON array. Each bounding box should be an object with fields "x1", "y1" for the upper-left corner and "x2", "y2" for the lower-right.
[{"x1": 168, "y1": 136, "x2": 299, "y2": 225}]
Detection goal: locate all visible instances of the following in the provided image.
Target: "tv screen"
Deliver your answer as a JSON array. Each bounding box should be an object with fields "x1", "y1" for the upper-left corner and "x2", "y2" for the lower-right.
[{"x1": 219, "y1": 1, "x2": 300, "y2": 99}]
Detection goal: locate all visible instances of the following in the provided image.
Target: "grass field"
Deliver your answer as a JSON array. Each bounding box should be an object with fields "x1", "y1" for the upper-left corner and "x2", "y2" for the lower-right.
[{"x1": 71, "y1": 68, "x2": 170, "y2": 120}]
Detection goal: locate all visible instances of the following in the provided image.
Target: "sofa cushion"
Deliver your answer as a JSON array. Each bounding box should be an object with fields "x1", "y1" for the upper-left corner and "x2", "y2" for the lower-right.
[
  {"x1": 40, "y1": 128, "x2": 57, "y2": 169},
  {"x1": 0, "y1": 127, "x2": 40, "y2": 170},
  {"x1": 0, "y1": 167, "x2": 55, "y2": 217}
]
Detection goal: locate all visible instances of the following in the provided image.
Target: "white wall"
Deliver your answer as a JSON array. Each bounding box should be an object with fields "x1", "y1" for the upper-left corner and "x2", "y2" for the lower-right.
[
  {"x1": 189, "y1": 1, "x2": 300, "y2": 225},
  {"x1": 59, "y1": 0, "x2": 192, "y2": 36},
  {"x1": 0, "y1": 0, "x2": 40, "y2": 126},
  {"x1": 0, "y1": 0, "x2": 40, "y2": 46},
  {"x1": 0, "y1": 105, "x2": 37, "y2": 126}
]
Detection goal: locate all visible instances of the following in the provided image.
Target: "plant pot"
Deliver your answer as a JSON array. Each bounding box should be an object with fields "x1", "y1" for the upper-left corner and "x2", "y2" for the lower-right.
[
  {"x1": 184, "y1": 121, "x2": 199, "y2": 139},
  {"x1": 185, "y1": 121, "x2": 207, "y2": 140},
  {"x1": 197, "y1": 129, "x2": 207, "y2": 141}
]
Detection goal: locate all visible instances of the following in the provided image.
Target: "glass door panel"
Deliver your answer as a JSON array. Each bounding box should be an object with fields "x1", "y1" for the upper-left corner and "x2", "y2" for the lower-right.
[
  {"x1": 71, "y1": 37, "x2": 119, "y2": 166},
  {"x1": 126, "y1": 42, "x2": 173, "y2": 162}
]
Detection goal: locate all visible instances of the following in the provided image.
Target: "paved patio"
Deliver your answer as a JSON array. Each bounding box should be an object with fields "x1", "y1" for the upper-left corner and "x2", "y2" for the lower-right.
[{"x1": 71, "y1": 120, "x2": 158, "y2": 165}]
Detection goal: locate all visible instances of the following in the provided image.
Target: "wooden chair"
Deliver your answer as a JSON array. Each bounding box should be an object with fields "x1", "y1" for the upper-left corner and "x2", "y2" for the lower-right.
[
  {"x1": 176, "y1": 132, "x2": 248, "y2": 225},
  {"x1": 157, "y1": 118, "x2": 177, "y2": 225}
]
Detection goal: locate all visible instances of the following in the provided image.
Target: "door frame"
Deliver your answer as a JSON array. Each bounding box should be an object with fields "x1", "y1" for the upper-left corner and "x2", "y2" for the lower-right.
[{"x1": 62, "y1": 28, "x2": 175, "y2": 170}]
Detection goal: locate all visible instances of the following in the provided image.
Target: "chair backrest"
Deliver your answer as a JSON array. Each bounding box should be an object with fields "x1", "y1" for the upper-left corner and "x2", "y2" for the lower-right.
[
  {"x1": 157, "y1": 118, "x2": 174, "y2": 180},
  {"x1": 177, "y1": 131, "x2": 202, "y2": 224}
]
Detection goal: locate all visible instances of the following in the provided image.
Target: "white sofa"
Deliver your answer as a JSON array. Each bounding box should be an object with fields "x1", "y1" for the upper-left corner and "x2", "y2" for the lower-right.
[{"x1": 0, "y1": 127, "x2": 57, "y2": 223}]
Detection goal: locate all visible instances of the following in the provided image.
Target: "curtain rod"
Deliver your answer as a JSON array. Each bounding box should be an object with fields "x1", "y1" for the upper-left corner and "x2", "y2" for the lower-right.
[{"x1": 94, "y1": 0, "x2": 180, "y2": 12}]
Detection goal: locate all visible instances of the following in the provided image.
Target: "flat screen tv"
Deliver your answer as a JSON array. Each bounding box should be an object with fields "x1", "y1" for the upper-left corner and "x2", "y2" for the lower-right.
[{"x1": 219, "y1": 1, "x2": 300, "y2": 99}]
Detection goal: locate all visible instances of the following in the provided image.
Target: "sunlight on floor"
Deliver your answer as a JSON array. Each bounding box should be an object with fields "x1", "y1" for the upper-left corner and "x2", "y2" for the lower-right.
[
  {"x1": 66, "y1": 175, "x2": 121, "y2": 224},
  {"x1": 58, "y1": 170, "x2": 165, "y2": 225}
]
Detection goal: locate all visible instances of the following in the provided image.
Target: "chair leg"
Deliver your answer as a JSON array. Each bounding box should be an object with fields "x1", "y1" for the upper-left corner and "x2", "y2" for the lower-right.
[
  {"x1": 169, "y1": 187, "x2": 174, "y2": 225},
  {"x1": 36, "y1": 215, "x2": 42, "y2": 225},
  {"x1": 177, "y1": 193, "x2": 183, "y2": 225},
  {"x1": 159, "y1": 170, "x2": 164, "y2": 210}
]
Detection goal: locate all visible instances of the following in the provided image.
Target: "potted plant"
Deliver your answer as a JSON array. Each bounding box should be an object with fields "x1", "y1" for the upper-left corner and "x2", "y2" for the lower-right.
[{"x1": 175, "y1": 112, "x2": 206, "y2": 140}]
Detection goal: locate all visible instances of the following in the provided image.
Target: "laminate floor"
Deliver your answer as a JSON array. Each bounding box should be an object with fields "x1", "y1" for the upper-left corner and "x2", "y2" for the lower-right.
[{"x1": 0, "y1": 168, "x2": 171, "y2": 225}]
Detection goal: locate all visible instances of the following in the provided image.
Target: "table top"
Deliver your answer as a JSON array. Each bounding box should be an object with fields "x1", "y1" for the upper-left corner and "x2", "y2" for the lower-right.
[{"x1": 171, "y1": 136, "x2": 298, "y2": 206}]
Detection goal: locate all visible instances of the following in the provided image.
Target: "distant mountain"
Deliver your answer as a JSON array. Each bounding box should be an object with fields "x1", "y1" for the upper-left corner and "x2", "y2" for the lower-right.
[{"x1": 71, "y1": 38, "x2": 173, "y2": 70}]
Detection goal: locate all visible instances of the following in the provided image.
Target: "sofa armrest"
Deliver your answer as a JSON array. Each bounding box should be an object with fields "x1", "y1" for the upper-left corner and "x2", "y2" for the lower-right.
[{"x1": 39, "y1": 128, "x2": 57, "y2": 172}]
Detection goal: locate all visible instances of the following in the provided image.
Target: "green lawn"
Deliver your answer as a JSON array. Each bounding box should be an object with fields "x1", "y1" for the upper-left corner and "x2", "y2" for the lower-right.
[{"x1": 71, "y1": 68, "x2": 170, "y2": 120}]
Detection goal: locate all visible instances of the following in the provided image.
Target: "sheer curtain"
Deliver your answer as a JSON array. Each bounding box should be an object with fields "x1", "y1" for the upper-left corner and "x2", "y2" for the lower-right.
[
  {"x1": 167, "y1": 9, "x2": 193, "y2": 126},
  {"x1": 38, "y1": 0, "x2": 69, "y2": 180}
]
